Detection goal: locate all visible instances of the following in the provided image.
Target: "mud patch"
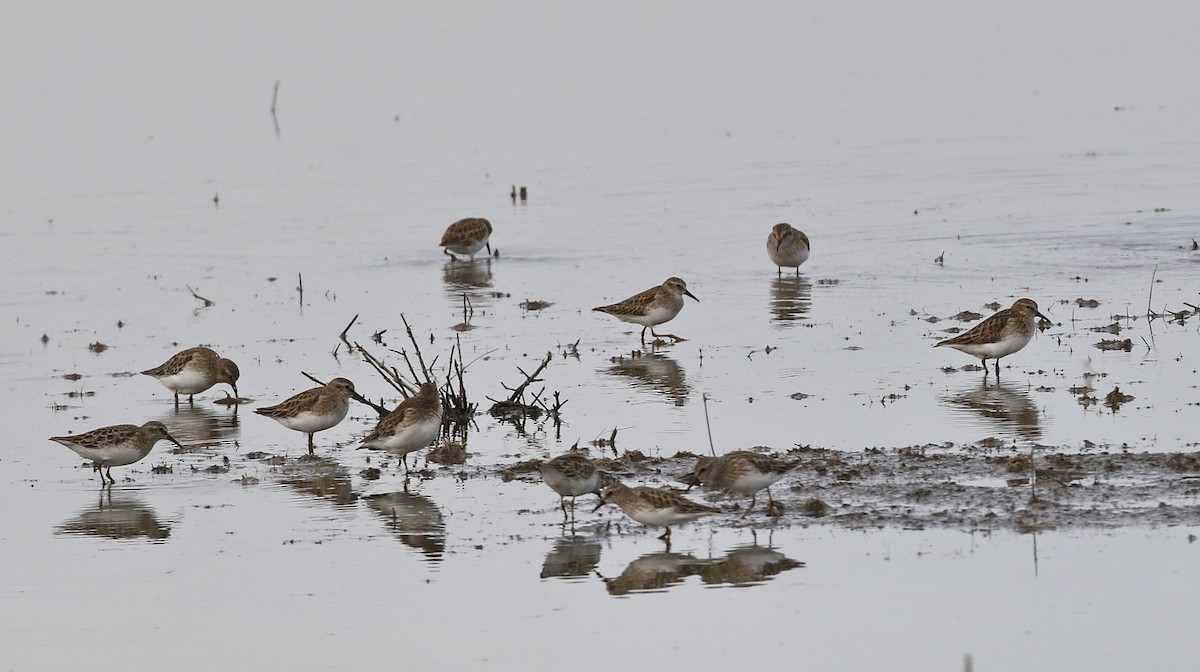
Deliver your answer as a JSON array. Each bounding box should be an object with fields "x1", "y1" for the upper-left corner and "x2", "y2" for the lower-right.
[{"x1": 496, "y1": 445, "x2": 1200, "y2": 533}]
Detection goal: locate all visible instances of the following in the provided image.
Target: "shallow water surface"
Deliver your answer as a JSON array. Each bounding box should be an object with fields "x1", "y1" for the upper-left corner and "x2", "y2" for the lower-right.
[{"x1": 2, "y1": 2, "x2": 1200, "y2": 670}]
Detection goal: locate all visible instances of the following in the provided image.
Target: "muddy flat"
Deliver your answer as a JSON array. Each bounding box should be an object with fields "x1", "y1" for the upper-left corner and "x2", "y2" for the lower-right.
[{"x1": 3, "y1": 2, "x2": 1200, "y2": 671}]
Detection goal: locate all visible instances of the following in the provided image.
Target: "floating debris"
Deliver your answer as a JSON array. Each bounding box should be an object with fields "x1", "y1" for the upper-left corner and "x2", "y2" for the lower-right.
[
  {"x1": 1095, "y1": 339, "x2": 1133, "y2": 352},
  {"x1": 1104, "y1": 387, "x2": 1135, "y2": 411},
  {"x1": 519, "y1": 299, "x2": 553, "y2": 311}
]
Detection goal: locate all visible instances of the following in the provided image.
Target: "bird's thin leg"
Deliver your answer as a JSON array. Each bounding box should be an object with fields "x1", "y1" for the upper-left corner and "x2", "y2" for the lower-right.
[
  {"x1": 105, "y1": 466, "x2": 114, "y2": 485},
  {"x1": 443, "y1": 248, "x2": 457, "y2": 261},
  {"x1": 995, "y1": 358, "x2": 1001, "y2": 377},
  {"x1": 307, "y1": 434, "x2": 315, "y2": 454},
  {"x1": 657, "y1": 527, "x2": 672, "y2": 541},
  {"x1": 640, "y1": 326, "x2": 648, "y2": 343},
  {"x1": 741, "y1": 492, "x2": 758, "y2": 519}
]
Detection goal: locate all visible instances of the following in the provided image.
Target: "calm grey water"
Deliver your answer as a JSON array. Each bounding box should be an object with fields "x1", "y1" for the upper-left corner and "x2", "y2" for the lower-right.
[{"x1": 2, "y1": 2, "x2": 1199, "y2": 670}]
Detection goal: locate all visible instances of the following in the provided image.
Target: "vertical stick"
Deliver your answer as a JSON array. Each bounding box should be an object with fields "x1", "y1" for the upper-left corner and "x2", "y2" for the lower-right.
[
  {"x1": 1146, "y1": 264, "x2": 1158, "y2": 316},
  {"x1": 702, "y1": 393, "x2": 716, "y2": 456}
]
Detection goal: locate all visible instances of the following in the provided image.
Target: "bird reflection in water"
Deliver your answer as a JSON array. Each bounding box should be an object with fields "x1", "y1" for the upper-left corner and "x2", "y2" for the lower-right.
[
  {"x1": 598, "y1": 534, "x2": 803, "y2": 595},
  {"x1": 768, "y1": 274, "x2": 812, "y2": 324},
  {"x1": 442, "y1": 256, "x2": 493, "y2": 290},
  {"x1": 540, "y1": 536, "x2": 602, "y2": 580},
  {"x1": 941, "y1": 379, "x2": 1042, "y2": 442},
  {"x1": 364, "y1": 490, "x2": 445, "y2": 563},
  {"x1": 279, "y1": 455, "x2": 359, "y2": 506},
  {"x1": 442, "y1": 260, "x2": 494, "y2": 331},
  {"x1": 603, "y1": 352, "x2": 689, "y2": 406},
  {"x1": 55, "y1": 490, "x2": 171, "y2": 542},
  {"x1": 696, "y1": 542, "x2": 804, "y2": 588},
  {"x1": 598, "y1": 551, "x2": 705, "y2": 596},
  {"x1": 158, "y1": 403, "x2": 240, "y2": 452}
]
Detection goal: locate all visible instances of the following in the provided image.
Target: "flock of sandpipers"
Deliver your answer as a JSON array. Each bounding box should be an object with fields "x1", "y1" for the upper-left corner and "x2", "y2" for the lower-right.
[{"x1": 50, "y1": 217, "x2": 1049, "y2": 541}]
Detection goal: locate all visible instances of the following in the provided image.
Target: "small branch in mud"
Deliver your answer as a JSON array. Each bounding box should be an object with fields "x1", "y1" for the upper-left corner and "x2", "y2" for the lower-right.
[
  {"x1": 401, "y1": 314, "x2": 432, "y2": 381},
  {"x1": 702, "y1": 393, "x2": 716, "y2": 457},
  {"x1": 591, "y1": 427, "x2": 620, "y2": 458},
  {"x1": 558, "y1": 338, "x2": 581, "y2": 360},
  {"x1": 442, "y1": 333, "x2": 477, "y2": 438},
  {"x1": 487, "y1": 352, "x2": 560, "y2": 427},
  {"x1": 340, "y1": 314, "x2": 358, "y2": 344},
  {"x1": 354, "y1": 342, "x2": 411, "y2": 397},
  {"x1": 185, "y1": 285, "x2": 214, "y2": 307},
  {"x1": 342, "y1": 316, "x2": 475, "y2": 433},
  {"x1": 504, "y1": 352, "x2": 552, "y2": 403}
]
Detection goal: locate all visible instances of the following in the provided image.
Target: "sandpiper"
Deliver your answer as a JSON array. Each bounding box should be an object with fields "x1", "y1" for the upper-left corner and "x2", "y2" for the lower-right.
[
  {"x1": 594, "y1": 482, "x2": 719, "y2": 541},
  {"x1": 141, "y1": 347, "x2": 239, "y2": 404},
  {"x1": 593, "y1": 277, "x2": 698, "y2": 343},
  {"x1": 935, "y1": 298, "x2": 1049, "y2": 377},
  {"x1": 692, "y1": 451, "x2": 798, "y2": 518},
  {"x1": 359, "y1": 382, "x2": 443, "y2": 472},
  {"x1": 538, "y1": 452, "x2": 612, "y2": 518},
  {"x1": 254, "y1": 378, "x2": 356, "y2": 453},
  {"x1": 50, "y1": 421, "x2": 183, "y2": 485},
  {"x1": 440, "y1": 217, "x2": 493, "y2": 261},
  {"x1": 766, "y1": 223, "x2": 810, "y2": 276}
]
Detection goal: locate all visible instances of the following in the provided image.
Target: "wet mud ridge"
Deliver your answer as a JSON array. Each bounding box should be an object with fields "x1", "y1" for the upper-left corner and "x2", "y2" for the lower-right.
[{"x1": 502, "y1": 445, "x2": 1200, "y2": 533}]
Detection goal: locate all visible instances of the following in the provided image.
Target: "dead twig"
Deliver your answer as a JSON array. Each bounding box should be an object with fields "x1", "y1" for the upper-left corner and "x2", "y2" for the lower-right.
[
  {"x1": 340, "y1": 314, "x2": 358, "y2": 343},
  {"x1": 441, "y1": 333, "x2": 477, "y2": 439},
  {"x1": 402, "y1": 314, "x2": 431, "y2": 381},
  {"x1": 270, "y1": 79, "x2": 281, "y2": 137},
  {"x1": 487, "y1": 352, "x2": 556, "y2": 428},
  {"x1": 354, "y1": 342, "x2": 412, "y2": 397},
  {"x1": 505, "y1": 352, "x2": 552, "y2": 404},
  {"x1": 185, "y1": 285, "x2": 214, "y2": 307},
  {"x1": 703, "y1": 392, "x2": 716, "y2": 457}
]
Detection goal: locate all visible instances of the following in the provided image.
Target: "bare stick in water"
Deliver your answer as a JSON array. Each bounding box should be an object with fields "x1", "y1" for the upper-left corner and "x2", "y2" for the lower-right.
[
  {"x1": 270, "y1": 79, "x2": 281, "y2": 137},
  {"x1": 1146, "y1": 264, "x2": 1158, "y2": 317},
  {"x1": 702, "y1": 392, "x2": 716, "y2": 456},
  {"x1": 340, "y1": 314, "x2": 358, "y2": 343},
  {"x1": 185, "y1": 284, "x2": 214, "y2": 307}
]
